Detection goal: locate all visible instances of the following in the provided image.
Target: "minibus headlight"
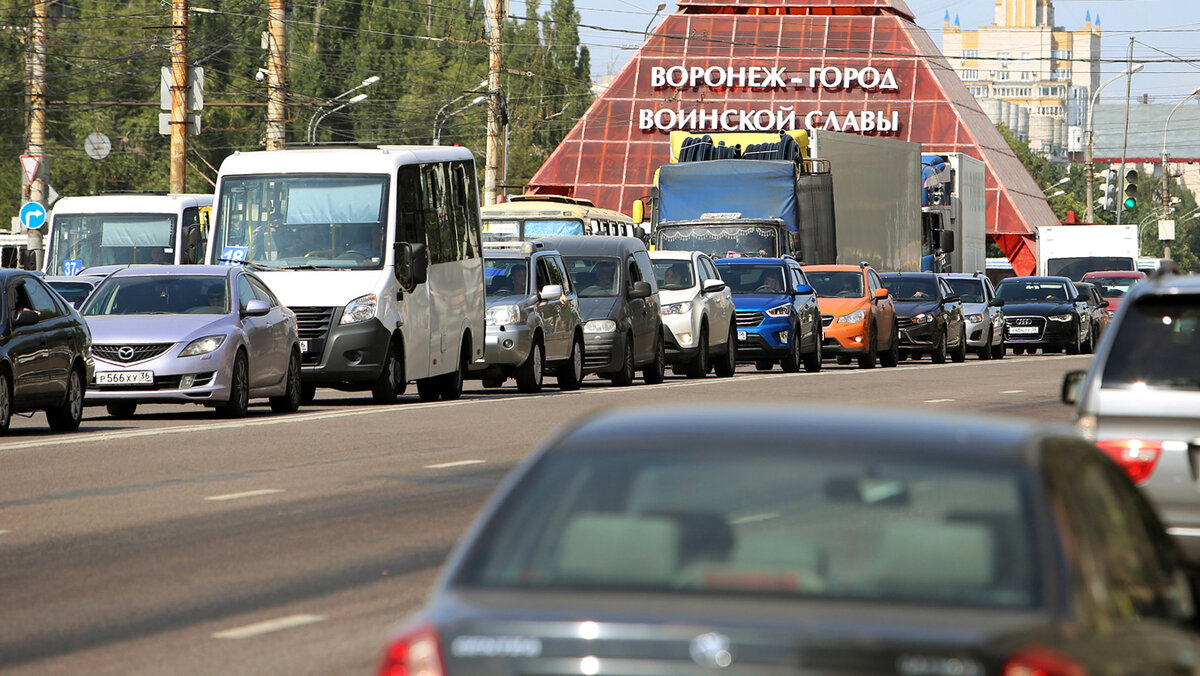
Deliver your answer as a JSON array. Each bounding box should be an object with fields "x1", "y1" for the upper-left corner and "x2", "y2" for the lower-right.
[{"x1": 341, "y1": 293, "x2": 378, "y2": 325}]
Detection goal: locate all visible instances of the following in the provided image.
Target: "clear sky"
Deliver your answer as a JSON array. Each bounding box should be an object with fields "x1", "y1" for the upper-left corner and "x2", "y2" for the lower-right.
[{"x1": 516, "y1": 0, "x2": 1200, "y2": 104}]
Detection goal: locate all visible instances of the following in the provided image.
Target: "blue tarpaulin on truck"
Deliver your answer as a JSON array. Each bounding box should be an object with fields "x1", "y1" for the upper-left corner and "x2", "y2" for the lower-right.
[{"x1": 659, "y1": 160, "x2": 798, "y2": 226}]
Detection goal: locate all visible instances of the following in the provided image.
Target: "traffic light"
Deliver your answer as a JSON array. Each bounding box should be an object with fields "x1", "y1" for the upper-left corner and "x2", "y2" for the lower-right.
[
  {"x1": 1098, "y1": 168, "x2": 1119, "y2": 212},
  {"x1": 1123, "y1": 169, "x2": 1139, "y2": 209}
]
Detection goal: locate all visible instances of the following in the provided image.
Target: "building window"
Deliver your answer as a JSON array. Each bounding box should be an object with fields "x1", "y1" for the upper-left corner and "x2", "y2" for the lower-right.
[
  {"x1": 968, "y1": 85, "x2": 989, "y2": 97},
  {"x1": 1053, "y1": 49, "x2": 1073, "y2": 60},
  {"x1": 996, "y1": 71, "x2": 1011, "y2": 82},
  {"x1": 963, "y1": 49, "x2": 979, "y2": 59},
  {"x1": 1019, "y1": 72, "x2": 1032, "y2": 81},
  {"x1": 997, "y1": 52, "x2": 1011, "y2": 62},
  {"x1": 1051, "y1": 68, "x2": 1072, "y2": 80},
  {"x1": 961, "y1": 69, "x2": 979, "y2": 81}
]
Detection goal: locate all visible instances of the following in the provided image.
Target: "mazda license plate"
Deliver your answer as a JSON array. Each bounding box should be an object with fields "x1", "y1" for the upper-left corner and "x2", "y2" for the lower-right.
[{"x1": 96, "y1": 370, "x2": 154, "y2": 385}]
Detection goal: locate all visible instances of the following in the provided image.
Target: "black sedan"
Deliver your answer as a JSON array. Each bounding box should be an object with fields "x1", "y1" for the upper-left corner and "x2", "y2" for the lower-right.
[
  {"x1": 879, "y1": 271, "x2": 966, "y2": 363},
  {"x1": 996, "y1": 276, "x2": 1091, "y2": 355},
  {"x1": 0, "y1": 269, "x2": 95, "y2": 432},
  {"x1": 378, "y1": 406, "x2": 1200, "y2": 675}
]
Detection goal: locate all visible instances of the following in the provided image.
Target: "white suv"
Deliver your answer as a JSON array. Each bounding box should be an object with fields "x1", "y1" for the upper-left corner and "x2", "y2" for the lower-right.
[{"x1": 649, "y1": 250, "x2": 737, "y2": 378}]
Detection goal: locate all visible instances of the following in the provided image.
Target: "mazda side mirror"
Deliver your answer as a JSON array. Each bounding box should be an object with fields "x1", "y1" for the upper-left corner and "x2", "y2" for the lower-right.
[
  {"x1": 243, "y1": 299, "x2": 271, "y2": 317},
  {"x1": 628, "y1": 281, "x2": 653, "y2": 299}
]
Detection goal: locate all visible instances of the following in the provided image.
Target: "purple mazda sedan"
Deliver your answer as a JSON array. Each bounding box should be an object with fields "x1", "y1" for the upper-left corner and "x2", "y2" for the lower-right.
[{"x1": 81, "y1": 265, "x2": 301, "y2": 418}]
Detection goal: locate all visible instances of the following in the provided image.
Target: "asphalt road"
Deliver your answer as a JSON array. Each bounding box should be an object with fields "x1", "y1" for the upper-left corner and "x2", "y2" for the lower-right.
[{"x1": 0, "y1": 353, "x2": 1090, "y2": 675}]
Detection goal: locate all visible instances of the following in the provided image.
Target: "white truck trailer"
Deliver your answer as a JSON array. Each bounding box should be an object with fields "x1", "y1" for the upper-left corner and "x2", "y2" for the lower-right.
[{"x1": 1035, "y1": 224, "x2": 1138, "y2": 280}]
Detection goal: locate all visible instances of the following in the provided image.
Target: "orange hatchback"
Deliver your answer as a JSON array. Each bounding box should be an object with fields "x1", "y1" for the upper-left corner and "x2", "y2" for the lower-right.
[{"x1": 803, "y1": 263, "x2": 899, "y2": 368}]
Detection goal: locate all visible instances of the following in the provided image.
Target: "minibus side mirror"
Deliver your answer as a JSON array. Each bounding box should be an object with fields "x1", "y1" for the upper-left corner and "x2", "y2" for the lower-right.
[
  {"x1": 394, "y1": 242, "x2": 429, "y2": 286},
  {"x1": 181, "y1": 224, "x2": 201, "y2": 264}
]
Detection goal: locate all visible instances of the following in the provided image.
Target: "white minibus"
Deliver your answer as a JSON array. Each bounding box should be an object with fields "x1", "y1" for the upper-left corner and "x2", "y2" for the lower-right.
[
  {"x1": 44, "y1": 193, "x2": 211, "y2": 275},
  {"x1": 206, "y1": 146, "x2": 485, "y2": 403}
]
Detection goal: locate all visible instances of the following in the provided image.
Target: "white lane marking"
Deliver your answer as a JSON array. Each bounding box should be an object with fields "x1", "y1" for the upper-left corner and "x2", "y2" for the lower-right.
[
  {"x1": 212, "y1": 614, "x2": 325, "y2": 639},
  {"x1": 1000, "y1": 390, "x2": 1026, "y2": 394},
  {"x1": 923, "y1": 398, "x2": 955, "y2": 403},
  {"x1": 2, "y1": 355, "x2": 1086, "y2": 453},
  {"x1": 0, "y1": 530, "x2": 9, "y2": 535},
  {"x1": 730, "y1": 512, "x2": 780, "y2": 525},
  {"x1": 204, "y1": 489, "x2": 285, "y2": 502},
  {"x1": 425, "y1": 459, "x2": 486, "y2": 469},
  {"x1": 1168, "y1": 527, "x2": 1200, "y2": 538}
]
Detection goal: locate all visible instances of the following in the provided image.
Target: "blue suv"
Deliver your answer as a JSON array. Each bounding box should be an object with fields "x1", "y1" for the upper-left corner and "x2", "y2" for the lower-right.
[{"x1": 715, "y1": 257, "x2": 822, "y2": 372}]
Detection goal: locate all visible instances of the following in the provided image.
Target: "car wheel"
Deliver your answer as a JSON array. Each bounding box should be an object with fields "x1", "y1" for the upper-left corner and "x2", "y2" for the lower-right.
[
  {"x1": 930, "y1": 328, "x2": 947, "y2": 364},
  {"x1": 977, "y1": 326, "x2": 993, "y2": 360},
  {"x1": 713, "y1": 324, "x2": 737, "y2": 378},
  {"x1": 780, "y1": 327, "x2": 801, "y2": 373},
  {"x1": 879, "y1": 322, "x2": 900, "y2": 368},
  {"x1": 556, "y1": 336, "x2": 584, "y2": 391},
  {"x1": 218, "y1": 351, "x2": 250, "y2": 418},
  {"x1": 642, "y1": 332, "x2": 666, "y2": 384},
  {"x1": 0, "y1": 370, "x2": 10, "y2": 434},
  {"x1": 371, "y1": 341, "x2": 406, "y2": 404},
  {"x1": 300, "y1": 383, "x2": 317, "y2": 405},
  {"x1": 1065, "y1": 324, "x2": 1081, "y2": 355},
  {"x1": 755, "y1": 360, "x2": 774, "y2": 371},
  {"x1": 106, "y1": 402, "x2": 137, "y2": 418},
  {"x1": 438, "y1": 342, "x2": 468, "y2": 401},
  {"x1": 897, "y1": 350, "x2": 908, "y2": 362},
  {"x1": 950, "y1": 326, "x2": 967, "y2": 363},
  {"x1": 1081, "y1": 322, "x2": 1095, "y2": 354},
  {"x1": 992, "y1": 332, "x2": 1006, "y2": 360},
  {"x1": 47, "y1": 367, "x2": 85, "y2": 432},
  {"x1": 515, "y1": 340, "x2": 544, "y2": 394},
  {"x1": 684, "y1": 326, "x2": 709, "y2": 379},
  {"x1": 270, "y1": 350, "x2": 302, "y2": 413},
  {"x1": 856, "y1": 328, "x2": 877, "y2": 369},
  {"x1": 803, "y1": 327, "x2": 822, "y2": 373},
  {"x1": 610, "y1": 335, "x2": 636, "y2": 386}
]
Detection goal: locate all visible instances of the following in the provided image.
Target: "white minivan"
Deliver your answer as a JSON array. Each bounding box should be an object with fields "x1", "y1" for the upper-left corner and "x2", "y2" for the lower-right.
[{"x1": 206, "y1": 146, "x2": 486, "y2": 404}]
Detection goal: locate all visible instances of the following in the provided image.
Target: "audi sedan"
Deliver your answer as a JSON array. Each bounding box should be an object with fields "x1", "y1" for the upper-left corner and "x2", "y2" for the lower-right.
[
  {"x1": 379, "y1": 406, "x2": 1200, "y2": 675},
  {"x1": 81, "y1": 265, "x2": 302, "y2": 418},
  {"x1": 996, "y1": 276, "x2": 1091, "y2": 355}
]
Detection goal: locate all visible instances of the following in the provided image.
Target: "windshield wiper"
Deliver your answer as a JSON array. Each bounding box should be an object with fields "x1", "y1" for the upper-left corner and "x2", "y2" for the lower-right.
[
  {"x1": 280, "y1": 264, "x2": 321, "y2": 270},
  {"x1": 218, "y1": 257, "x2": 270, "y2": 271}
]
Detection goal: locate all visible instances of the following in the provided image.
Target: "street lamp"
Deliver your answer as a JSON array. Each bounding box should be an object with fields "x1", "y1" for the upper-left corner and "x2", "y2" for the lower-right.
[
  {"x1": 1047, "y1": 190, "x2": 1066, "y2": 199},
  {"x1": 1160, "y1": 85, "x2": 1200, "y2": 215},
  {"x1": 433, "y1": 78, "x2": 490, "y2": 146},
  {"x1": 306, "y1": 75, "x2": 381, "y2": 143},
  {"x1": 309, "y1": 93, "x2": 369, "y2": 143},
  {"x1": 1085, "y1": 63, "x2": 1144, "y2": 222},
  {"x1": 645, "y1": 2, "x2": 667, "y2": 36},
  {"x1": 1043, "y1": 175, "x2": 1069, "y2": 194}
]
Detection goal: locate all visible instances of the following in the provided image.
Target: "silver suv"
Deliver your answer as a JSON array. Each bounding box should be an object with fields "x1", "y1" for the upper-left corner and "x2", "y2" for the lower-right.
[
  {"x1": 475, "y1": 242, "x2": 584, "y2": 393},
  {"x1": 648, "y1": 250, "x2": 737, "y2": 378},
  {"x1": 1063, "y1": 270, "x2": 1200, "y2": 564},
  {"x1": 939, "y1": 272, "x2": 1006, "y2": 360}
]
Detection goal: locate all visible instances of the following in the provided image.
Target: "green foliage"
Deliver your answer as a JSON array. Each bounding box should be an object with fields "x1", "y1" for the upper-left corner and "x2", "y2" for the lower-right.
[{"x1": 0, "y1": 0, "x2": 593, "y2": 222}]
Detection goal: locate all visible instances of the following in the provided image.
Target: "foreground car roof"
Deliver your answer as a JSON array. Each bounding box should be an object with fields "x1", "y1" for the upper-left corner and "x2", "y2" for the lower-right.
[{"x1": 105, "y1": 265, "x2": 231, "y2": 277}]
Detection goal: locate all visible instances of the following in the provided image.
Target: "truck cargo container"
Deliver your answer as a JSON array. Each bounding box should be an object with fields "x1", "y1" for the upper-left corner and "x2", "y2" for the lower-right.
[
  {"x1": 1035, "y1": 225, "x2": 1138, "y2": 279},
  {"x1": 921, "y1": 153, "x2": 986, "y2": 273}
]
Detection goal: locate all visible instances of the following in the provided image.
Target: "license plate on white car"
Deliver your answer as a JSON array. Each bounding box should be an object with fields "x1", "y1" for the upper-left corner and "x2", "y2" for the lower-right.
[
  {"x1": 737, "y1": 330, "x2": 747, "y2": 341},
  {"x1": 96, "y1": 370, "x2": 154, "y2": 385},
  {"x1": 300, "y1": 340, "x2": 309, "y2": 353},
  {"x1": 1009, "y1": 326, "x2": 1038, "y2": 335}
]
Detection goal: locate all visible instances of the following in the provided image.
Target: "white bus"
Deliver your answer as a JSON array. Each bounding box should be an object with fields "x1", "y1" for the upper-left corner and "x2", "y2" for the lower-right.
[
  {"x1": 43, "y1": 193, "x2": 212, "y2": 275},
  {"x1": 206, "y1": 146, "x2": 485, "y2": 404}
]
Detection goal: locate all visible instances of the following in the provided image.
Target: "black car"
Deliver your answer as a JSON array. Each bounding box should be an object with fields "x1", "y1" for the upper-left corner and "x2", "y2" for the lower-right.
[
  {"x1": 540, "y1": 236, "x2": 665, "y2": 386},
  {"x1": 0, "y1": 270, "x2": 95, "y2": 432},
  {"x1": 996, "y1": 276, "x2": 1091, "y2": 355},
  {"x1": 879, "y1": 271, "x2": 966, "y2": 363},
  {"x1": 1073, "y1": 280, "x2": 1111, "y2": 348},
  {"x1": 379, "y1": 406, "x2": 1200, "y2": 675}
]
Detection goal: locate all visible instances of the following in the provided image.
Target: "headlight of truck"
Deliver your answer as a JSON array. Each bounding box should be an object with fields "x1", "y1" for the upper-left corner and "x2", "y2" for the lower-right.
[
  {"x1": 661, "y1": 301, "x2": 692, "y2": 316},
  {"x1": 966, "y1": 313, "x2": 983, "y2": 323},
  {"x1": 764, "y1": 303, "x2": 790, "y2": 318},
  {"x1": 1049, "y1": 314, "x2": 1073, "y2": 322},
  {"x1": 584, "y1": 319, "x2": 617, "y2": 333},
  {"x1": 913, "y1": 313, "x2": 934, "y2": 324},
  {"x1": 837, "y1": 309, "x2": 866, "y2": 324},
  {"x1": 340, "y1": 293, "x2": 377, "y2": 325},
  {"x1": 180, "y1": 335, "x2": 226, "y2": 357},
  {"x1": 486, "y1": 304, "x2": 521, "y2": 327}
]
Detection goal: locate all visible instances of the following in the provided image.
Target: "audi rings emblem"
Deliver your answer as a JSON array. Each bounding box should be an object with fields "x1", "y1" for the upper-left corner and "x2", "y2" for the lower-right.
[{"x1": 117, "y1": 346, "x2": 135, "y2": 361}]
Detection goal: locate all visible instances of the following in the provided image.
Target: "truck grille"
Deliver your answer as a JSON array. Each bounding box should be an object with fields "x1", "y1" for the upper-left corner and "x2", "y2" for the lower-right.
[
  {"x1": 735, "y1": 311, "x2": 763, "y2": 328},
  {"x1": 92, "y1": 343, "x2": 174, "y2": 364},
  {"x1": 290, "y1": 306, "x2": 336, "y2": 365}
]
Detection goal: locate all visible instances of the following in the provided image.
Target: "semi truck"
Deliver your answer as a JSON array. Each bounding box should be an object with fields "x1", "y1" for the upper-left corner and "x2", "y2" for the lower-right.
[
  {"x1": 921, "y1": 153, "x2": 986, "y2": 274},
  {"x1": 1035, "y1": 224, "x2": 1138, "y2": 280},
  {"x1": 636, "y1": 130, "x2": 924, "y2": 272}
]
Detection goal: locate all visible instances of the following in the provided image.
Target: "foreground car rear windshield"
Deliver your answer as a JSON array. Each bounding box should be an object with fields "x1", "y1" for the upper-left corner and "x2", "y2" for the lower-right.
[
  {"x1": 83, "y1": 275, "x2": 230, "y2": 315},
  {"x1": 1102, "y1": 295, "x2": 1200, "y2": 390},
  {"x1": 456, "y1": 448, "x2": 1040, "y2": 609}
]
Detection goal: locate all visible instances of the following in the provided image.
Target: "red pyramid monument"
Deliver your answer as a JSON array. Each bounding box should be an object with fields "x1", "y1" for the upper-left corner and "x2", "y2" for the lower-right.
[{"x1": 526, "y1": 0, "x2": 1058, "y2": 274}]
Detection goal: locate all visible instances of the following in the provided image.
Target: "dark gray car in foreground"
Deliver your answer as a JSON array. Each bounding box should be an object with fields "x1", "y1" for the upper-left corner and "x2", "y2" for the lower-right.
[{"x1": 379, "y1": 406, "x2": 1200, "y2": 675}]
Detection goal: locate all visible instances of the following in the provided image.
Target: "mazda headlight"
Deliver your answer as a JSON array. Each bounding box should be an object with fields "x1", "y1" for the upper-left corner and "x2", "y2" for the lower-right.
[
  {"x1": 913, "y1": 313, "x2": 934, "y2": 324},
  {"x1": 1049, "y1": 314, "x2": 1073, "y2": 322},
  {"x1": 340, "y1": 293, "x2": 377, "y2": 325},
  {"x1": 486, "y1": 304, "x2": 521, "y2": 327},
  {"x1": 764, "y1": 303, "x2": 790, "y2": 318},
  {"x1": 584, "y1": 319, "x2": 617, "y2": 333},
  {"x1": 966, "y1": 313, "x2": 983, "y2": 323},
  {"x1": 180, "y1": 335, "x2": 225, "y2": 357},
  {"x1": 837, "y1": 309, "x2": 866, "y2": 324},
  {"x1": 661, "y1": 301, "x2": 692, "y2": 316}
]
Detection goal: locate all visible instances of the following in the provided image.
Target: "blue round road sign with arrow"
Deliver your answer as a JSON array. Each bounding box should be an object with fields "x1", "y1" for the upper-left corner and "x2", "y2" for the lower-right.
[{"x1": 20, "y1": 202, "x2": 47, "y2": 230}]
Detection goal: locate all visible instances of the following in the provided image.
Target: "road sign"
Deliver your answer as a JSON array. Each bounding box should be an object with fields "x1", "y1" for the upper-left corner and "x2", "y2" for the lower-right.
[
  {"x1": 19, "y1": 202, "x2": 46, "y2": 230},
  {"x1": 158, "y1": 113, "x2": 201, "y2": 136},
  {"x1": 160, "y1": 67, "x2": 204, "y2": 111},
  {"x1": 19, "y1": 155, "x2": 40, "y2": 184},
  {"x1": 84, "y1": 132, "x2": 111, "y2": 160}
]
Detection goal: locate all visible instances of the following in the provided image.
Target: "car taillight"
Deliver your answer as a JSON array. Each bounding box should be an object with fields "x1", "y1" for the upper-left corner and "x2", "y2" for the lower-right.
[
  {"x1": 1095, "y1": 439, "x2": 1164, "y2": 484},
  {"x1": 379, "y1": 625, "x2": 445, "y2": 676},
  {"x1": 1004, "y1": 646, "x2": 1087, "y2": 676}
]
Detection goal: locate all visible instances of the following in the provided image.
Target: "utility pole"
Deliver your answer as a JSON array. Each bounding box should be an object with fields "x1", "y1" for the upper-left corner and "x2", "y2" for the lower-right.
[
  {"x1": 169, "y1": 0, "x2": 188, "y2": 193},
  {"x1": 483, "y1": 0, "x2": 503, "y2": 205},
  {"x1": 264, "y1": 0, "x2": 287, "y2": 150},
  {"x1": 26, "y1": 0, "x2": 48, "y2": 269},
  {"x1": 1115, "y1": 38, "x2": 1134, "y2": 225}
]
